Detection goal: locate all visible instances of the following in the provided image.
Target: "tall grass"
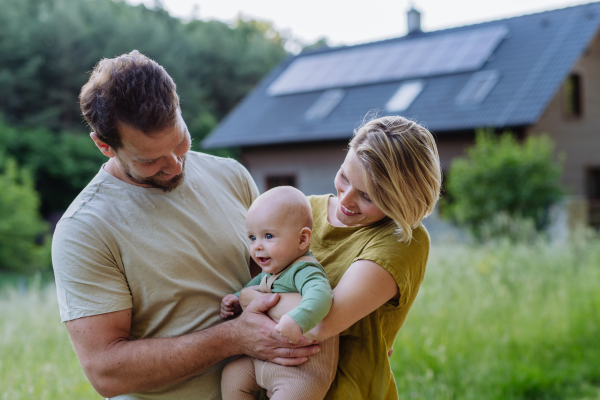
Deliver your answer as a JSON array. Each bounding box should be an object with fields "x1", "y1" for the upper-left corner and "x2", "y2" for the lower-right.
[
  {"x1": 392, "y1": 239, "x2": 600, "y2": 400},
  {"x1": 0, "y1": 280, "x2": 100, "y2": 399},
  {"x1": 1, "y1": 240, "x2": 599, "y2": 399}
]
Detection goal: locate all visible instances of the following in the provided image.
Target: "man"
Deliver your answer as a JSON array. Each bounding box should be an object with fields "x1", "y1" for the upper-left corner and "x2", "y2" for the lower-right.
[{"x1": 51, "y1": 50, "x2": 318, "y2": 399}]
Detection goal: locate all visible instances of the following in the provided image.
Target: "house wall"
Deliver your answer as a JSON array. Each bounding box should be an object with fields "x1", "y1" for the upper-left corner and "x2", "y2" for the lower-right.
[
  {"x1": 242, "y1": 132, "x2": 475, "y2": 196},
  {"x1": 527, "y1": 31, "x2": 600, "y2": 197},
  {"x1": 241, "y1": 141, "x2": 348, "y2": 195},
  {"x1": 434, "y1": 132, "x2": 475, "y2": 171}
]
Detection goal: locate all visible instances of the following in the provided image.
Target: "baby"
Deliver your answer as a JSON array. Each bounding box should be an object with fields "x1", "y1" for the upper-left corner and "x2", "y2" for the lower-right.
[{"x1": 220, "y1": 186, "x2": 338, "y2": 400}]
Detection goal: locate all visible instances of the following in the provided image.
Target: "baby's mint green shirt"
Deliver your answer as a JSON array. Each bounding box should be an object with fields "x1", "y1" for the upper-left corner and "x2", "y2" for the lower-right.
[{"x1": 235, "y1": 251, "x2": 332, "y2": 333}]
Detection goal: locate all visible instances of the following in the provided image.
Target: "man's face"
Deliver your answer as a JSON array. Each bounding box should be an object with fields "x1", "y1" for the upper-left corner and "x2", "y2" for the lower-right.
[{"x1": 112, "y1": 114, "x2": 192, "y2": 192}]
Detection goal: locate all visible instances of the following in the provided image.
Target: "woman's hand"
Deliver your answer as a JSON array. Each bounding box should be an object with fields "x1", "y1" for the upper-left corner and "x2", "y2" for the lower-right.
[{"x1": 304, "y1": 259, "x2": 399, "y2": 341}]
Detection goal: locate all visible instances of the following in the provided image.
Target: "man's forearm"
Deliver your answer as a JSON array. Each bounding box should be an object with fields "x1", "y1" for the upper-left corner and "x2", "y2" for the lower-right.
[
  {"x1": 68, "y1": 296, "x2": 319, "y2": 398},
  {"x1": 75, "y1": 318, "x2": 240, "y2": 398}
]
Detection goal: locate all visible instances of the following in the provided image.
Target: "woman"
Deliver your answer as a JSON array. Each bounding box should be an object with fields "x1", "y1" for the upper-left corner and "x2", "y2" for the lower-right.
[{"x1": 241, "y1": 115, "x2": 442, "y2": 399}]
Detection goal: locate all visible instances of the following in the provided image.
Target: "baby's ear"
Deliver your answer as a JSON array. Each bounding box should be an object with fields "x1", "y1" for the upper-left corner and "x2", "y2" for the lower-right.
[{"x1": 299, "y1": 227, "x2": 312, "y2": 250}]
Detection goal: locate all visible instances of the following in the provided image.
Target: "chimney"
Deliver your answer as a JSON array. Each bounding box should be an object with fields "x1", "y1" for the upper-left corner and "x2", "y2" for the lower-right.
[{"x1": 407, "y1": 7, "x2": 421, "y2": 34}]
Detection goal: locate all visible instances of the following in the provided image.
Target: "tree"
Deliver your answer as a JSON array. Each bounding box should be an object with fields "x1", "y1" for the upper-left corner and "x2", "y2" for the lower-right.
[
  {"x1": 0, "y1": 158, "x2": 50, "y2": 272},
  {"x1": 0, "y1": 0, "x2": 289, "y2": 213},
  {"x1": 443, "y1": 130, "x2": 563, "y2": 238},
  {"x1": 0, "y1": 119, "x2": 106, "y2": 214}
]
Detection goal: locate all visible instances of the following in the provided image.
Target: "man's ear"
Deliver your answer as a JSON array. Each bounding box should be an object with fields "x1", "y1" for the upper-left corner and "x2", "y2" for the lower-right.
[
  {"x1": 90, "y1": 132, "x2": 116, "y2": 158},
  {"x1": 299, "y1": 227, "x2": 312, "y2": 251}
]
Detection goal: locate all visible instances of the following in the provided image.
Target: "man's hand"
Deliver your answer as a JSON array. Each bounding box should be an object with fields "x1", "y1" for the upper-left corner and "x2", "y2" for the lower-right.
[
  {"x1": 232, "y1": 293, "x2": 321, "y2": 366},
  {"x1": 220, "y1": 294, "x2": 241, "y2": 318},
  {"x1": 275, "y1": 314, "x2": 303, "y2": 343},
  {"x1": 239, "y1": 286, "x2": 264, "y2": 310}
]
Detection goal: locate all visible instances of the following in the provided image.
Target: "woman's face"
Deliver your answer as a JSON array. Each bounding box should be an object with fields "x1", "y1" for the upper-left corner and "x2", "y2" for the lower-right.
[{"x1": 334, "y1": 148, "x2": 387, "y2": 227}]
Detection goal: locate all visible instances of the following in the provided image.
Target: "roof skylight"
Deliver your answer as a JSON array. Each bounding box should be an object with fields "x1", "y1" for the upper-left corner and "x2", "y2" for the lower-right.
[
  {"x1": 304, "y1": 89, "x2": 345, "y2": 121},
  {"x1": 386, "y1": 80, "x2": 424, "y2": 112},
  {"x1": 456, "y1": 70, "x2": 500, "y2": 104}
]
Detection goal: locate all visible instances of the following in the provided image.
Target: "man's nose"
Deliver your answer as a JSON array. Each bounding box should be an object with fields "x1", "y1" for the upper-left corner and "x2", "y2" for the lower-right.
[{"x1": 162, "y1": 154, "x2": 183, "y2": 175}]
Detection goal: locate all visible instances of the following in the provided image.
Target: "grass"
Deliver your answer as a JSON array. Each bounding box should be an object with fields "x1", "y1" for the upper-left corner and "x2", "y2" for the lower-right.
[
  {"x1": 392, "y1": 238, "x2": 600, "y2": 400},
  {"x1": 0, "y1": 280, "x2": 101, "y2": 399},
  {"x1": 1, "y1": 240, "x2": 599, "y2": 399}
]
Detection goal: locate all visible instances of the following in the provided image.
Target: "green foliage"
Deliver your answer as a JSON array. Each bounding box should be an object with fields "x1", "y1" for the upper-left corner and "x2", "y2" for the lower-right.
[
  {"x1": 302, "y1": 37, "x2": 330, "y2": 53},
  {"x1": 0, "y1": 0, "x2": 287, "y2": 212},
  {"x1": 443, "y1": 130, "x2": 563, "y2": 238},
  {"x1": 392, "y1": 239, "x2": 600, "y2": 400},
  {"x1": 0, "y1": 159, "x2": 50, "y2": 272},
  {"x1": 0, "y1": 118, "x2": 106, "y2": 213},
  {"x1": 0, "y1": 0, "x2": 287, "y2": 133}
]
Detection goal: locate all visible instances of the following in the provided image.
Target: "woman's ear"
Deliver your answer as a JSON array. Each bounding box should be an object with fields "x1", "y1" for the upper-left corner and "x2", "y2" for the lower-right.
[
  {"x1": 90, "y1": 132, "x2": 117, "y2": 158},
  {"x1": 298, "y1": 227, "x2": 312, "y2": 251}
]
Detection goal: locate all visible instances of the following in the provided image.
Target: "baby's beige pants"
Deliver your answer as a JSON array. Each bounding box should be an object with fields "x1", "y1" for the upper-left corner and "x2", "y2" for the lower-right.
[{"x1": 221, "y1": 334, "x2": 339, "y2": 400}]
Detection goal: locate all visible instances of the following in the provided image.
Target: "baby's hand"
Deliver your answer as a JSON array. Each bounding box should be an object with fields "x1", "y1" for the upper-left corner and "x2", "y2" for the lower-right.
[
  {"x1": 275, "y1": 314, "x2": 303, "y2": 343},
  {"x1": 220, "y1": 294, "x2": 241, "y2": 319}
]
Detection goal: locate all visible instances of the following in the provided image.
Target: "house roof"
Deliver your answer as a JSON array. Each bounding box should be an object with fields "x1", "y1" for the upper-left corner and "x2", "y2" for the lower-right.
[{"x1": 203, "y1": 2, "x2": 600, "y2": 149}]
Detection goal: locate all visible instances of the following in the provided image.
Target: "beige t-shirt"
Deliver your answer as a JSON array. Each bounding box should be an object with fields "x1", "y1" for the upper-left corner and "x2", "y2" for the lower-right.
[{"x1": 52, "y1": 151, "x2": 259, "y2": 399}]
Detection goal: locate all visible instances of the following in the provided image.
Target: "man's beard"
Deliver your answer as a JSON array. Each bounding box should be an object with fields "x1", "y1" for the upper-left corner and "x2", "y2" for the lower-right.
[{"x1": 119, "y1": 153, "x2": 187, "y2": 193}]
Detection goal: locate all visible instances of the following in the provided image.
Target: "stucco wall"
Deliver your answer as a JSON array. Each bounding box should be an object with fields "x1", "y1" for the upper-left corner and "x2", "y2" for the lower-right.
[
  {"x1": 241, "y1": 141, "x2": 348, "y2": 195},
  {"x1": 241, "y1": 132, "x2": 475, "y2": 197},
  {"x1": 527, "y1": 31, "x2": 600, "y2": 196},
  {"x1": 434, "y1": 132, "x2": 475, "y2": 171}
]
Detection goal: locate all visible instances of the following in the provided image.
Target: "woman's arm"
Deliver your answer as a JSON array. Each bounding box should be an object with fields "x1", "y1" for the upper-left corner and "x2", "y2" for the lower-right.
[
  {"x1": 240, "y1": 260, "x2": 398, "y2": 341},
  {"x1": 304, "y1": 259, "x2": 398, "y2": 341}
]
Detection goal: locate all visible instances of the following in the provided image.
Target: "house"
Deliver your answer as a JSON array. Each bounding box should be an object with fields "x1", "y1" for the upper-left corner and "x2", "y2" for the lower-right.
[{"x1": 202, "y1": 3, "x2": 600, "y2": 229}]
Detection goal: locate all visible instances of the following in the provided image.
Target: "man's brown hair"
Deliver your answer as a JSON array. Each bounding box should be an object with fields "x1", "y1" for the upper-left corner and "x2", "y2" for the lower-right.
[{"x1": 79, "y1": 50, "x2": 180, "y2": 150}]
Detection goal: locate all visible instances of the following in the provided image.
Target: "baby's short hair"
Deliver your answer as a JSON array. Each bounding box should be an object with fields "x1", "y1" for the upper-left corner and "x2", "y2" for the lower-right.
[{"x1": 250, "y1": 186, "x2": 313, "y2": 230}]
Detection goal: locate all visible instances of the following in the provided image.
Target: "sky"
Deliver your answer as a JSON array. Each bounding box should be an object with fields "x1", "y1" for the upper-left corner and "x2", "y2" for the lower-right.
[{"x1": 127, "y1": 0, "x2": 594, "y2": 49}]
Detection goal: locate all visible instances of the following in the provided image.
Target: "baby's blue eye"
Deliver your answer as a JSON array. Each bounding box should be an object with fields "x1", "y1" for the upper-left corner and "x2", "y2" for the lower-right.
[
  {"x1": 265, "y1": 233, "x2": 273, "y2": 239},
  {"x1": 249, "y1": 235, "x2": 256, "y2": 241}
]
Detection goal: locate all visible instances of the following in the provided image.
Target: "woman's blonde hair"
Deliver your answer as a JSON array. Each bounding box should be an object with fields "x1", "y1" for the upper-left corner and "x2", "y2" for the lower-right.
[{"x1": 350, "y1": 115, "x2": 442, "y2": 243}]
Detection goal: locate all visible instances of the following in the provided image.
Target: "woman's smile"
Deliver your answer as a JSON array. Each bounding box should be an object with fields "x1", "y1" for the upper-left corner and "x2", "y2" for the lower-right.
[{"x1": 340, "y1": 204, "x2": 361, "y2": 216}]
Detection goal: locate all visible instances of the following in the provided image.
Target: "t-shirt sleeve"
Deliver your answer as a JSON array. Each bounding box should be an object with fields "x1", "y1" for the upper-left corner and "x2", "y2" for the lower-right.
[
  {"x1": 52, "y1": 218, "x2": 133, "y2": 322},
  {"x1": 237, "y1": 162, "x2": 259, "y2": 206},
  {"x1": 286, "y1": 264, "x2": 333, "y2": 333},
  {"x1": 354, "y1": 228, "x2": 430, "y2": 308}
]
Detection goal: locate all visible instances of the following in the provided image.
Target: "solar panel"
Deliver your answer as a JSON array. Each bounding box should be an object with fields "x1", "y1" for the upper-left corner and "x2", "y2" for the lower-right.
[{"x1": 268, "y1": 25, "x2": 508, "y2": 96}]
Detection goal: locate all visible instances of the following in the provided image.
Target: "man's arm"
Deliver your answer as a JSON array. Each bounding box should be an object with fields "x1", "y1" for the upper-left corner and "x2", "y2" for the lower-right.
[{"x1": 67, "y1": 294, "x2": 320, "y2": 398}]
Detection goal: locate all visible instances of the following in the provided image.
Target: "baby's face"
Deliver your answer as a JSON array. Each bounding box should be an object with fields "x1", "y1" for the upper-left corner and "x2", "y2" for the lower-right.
[{"x1": 246, "y1": 205, "x2": 305, "y2": 275}]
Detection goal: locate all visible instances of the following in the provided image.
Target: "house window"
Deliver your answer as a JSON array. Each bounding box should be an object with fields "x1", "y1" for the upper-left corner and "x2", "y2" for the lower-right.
[
  {"x1": 563, "y1": 74, "x2": 582, "y2": 118},
  {"x1": 587, "y1": 167, "x2": 600, "y2": 228},
  {"x1": 266, "y1": 175, "x2": 296, "y2": 190}
]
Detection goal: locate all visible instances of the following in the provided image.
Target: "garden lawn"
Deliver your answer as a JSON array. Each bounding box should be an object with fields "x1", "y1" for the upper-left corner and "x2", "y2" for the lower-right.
[{"x1": 392, "y1": 239, "x2": 600, "y2": 400}]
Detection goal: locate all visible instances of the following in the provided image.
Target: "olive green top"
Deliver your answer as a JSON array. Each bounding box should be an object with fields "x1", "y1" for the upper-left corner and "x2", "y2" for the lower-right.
[
  {"x1": 308, "y1": 195, "x2": 430, "y2": 400},
  {"x1": 235, "y1": 251, "x2": 332, "y2": 333}
]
